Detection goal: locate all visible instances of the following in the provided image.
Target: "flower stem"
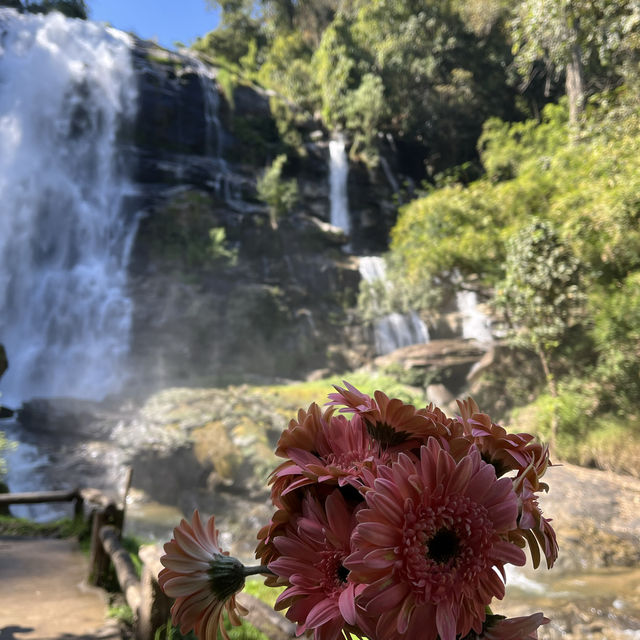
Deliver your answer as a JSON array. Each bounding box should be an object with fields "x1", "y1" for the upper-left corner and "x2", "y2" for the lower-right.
[{"x1": 242, "y1": 564, "x2": 274, "y2": 577}]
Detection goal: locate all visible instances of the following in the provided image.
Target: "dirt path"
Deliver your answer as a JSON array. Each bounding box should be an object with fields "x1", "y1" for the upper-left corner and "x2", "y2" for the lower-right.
[{"x1": 0, "y1": 537, "x2": 121, "y2": 640}]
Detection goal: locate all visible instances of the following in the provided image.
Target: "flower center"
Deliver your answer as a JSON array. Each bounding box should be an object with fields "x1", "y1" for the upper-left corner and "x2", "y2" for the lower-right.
[
  {"x1": 366, "y1": 421, "x2": 409, "y2": 448},
  {"x1": 400, "y1": 494, "x2": 495, "y2": 603},
  {"x1": 337, "y1": 564, "x2": 350, "y2": 583},
  {"x1": 319, "y1": 550, "x2": 350, "y2": 594},
  {"x1": 427, "y1": 528, "x2": 459, "y2": 564}
]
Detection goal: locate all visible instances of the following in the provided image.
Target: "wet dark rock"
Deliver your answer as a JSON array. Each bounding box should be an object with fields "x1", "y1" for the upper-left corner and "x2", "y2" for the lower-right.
[
  {"x1": 116, "y1": 39, "x2": 393, "y2": 389},
  {"x1": 17, "y1": 398, "x2": 106, "y2": 440},
  {"x1": 0, "y1": 344, "x2": 7, "y2": 379}
]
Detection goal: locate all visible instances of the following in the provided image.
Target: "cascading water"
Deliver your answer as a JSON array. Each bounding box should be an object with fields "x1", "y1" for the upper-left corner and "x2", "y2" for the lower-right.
[
  {"x1": 329, "y1": 133, "x2": 350, "y2": 234},
  {"x1": 456, "y1": 289, "x2": 493, "y2": 344},
  {"x1": 0, "y1": 9, "x2": 139, "y2": 407},
  {"x1": 359, "y1": 256, "x2": 430, "y2": 355},
  {"x1": 326, "y1": 135, "x2": 427, "y2": 354}
]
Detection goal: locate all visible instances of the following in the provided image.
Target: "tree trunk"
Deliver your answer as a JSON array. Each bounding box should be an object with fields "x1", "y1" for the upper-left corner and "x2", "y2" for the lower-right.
[{"x1": 565, "y1": 30, "x2": 585, "y2": 126}]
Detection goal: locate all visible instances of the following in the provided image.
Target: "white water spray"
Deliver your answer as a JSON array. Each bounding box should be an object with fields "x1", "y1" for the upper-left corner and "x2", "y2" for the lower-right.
[{"x1": 0, "y1": 10, "x2": 139, "y2": 406}]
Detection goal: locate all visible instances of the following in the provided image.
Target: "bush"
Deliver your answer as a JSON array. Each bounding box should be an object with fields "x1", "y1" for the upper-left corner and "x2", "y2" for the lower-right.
[{"x1": 256, "y1": 155, "x2": 298, "y2": 229}]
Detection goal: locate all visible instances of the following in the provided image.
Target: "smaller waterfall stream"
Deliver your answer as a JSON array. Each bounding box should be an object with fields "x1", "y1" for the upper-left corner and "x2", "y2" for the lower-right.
[
  {"x1": 456, "y1": 289, "x2": 493, "y2": 344},
  {"x1": 329, "y1": 134, "x2": 350, "y2": 234},
  {"x1": 359, "y1": 256, "x2": 430, "y2": 355},
  {"x1": 326, "y1": 134, "x2": 428, "y2": 355}
]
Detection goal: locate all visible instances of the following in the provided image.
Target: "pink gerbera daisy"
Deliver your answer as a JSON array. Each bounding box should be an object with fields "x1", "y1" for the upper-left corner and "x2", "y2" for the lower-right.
[
  {"x1": 509, "y1": 477, "x2": 559, "y2": 570},
  {"x1": 345, "y1": 438, "x2": 526, "y2": 640},
  {"x1": 329, "y1": 381, "x2": 449, "y2": 449},
  {"x1": 272, "y1": 413, "x2": 392, "y2": 495},
  {"x1": 477, "y1": 612, "x2": 549, "y2": 639},
  {"x1": 269, "y1": 491, "x2": 364, "y2": 640},
  {"x1": 456, "y1": 398, "x2": 543, "y2": 477},
  {"x1": 159, "y1": 511, "x2": 248, "y2": 640}
]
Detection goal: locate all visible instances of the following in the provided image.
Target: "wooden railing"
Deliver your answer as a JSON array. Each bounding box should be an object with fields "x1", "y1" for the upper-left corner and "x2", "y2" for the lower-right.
[
  {"x1": 0, "y1": 472, "x2": 172, "y2": 639},
  {"x1": 0, "y1": 475, "x2": 296, "y2": 640}
]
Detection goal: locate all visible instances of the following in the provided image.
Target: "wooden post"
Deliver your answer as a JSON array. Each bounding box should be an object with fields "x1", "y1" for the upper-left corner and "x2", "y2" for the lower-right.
[
  {"x1": 88, "y1": 508, "x2": 112, "y2": 587},
  {"x1": 89, "y1": 500, "x2": 124, "y2": 586},
  {"x1": 73, "y1": 490, "x2": 84, "y2": 523},
  {"x1": 137, "y1": 545, "x2": 172, "y2": 640}
]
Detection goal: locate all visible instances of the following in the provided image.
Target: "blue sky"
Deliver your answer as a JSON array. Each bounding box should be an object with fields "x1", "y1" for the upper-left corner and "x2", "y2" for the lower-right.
[{"x1": 90, "y1": 0, "x2": 220, "y2": 50}]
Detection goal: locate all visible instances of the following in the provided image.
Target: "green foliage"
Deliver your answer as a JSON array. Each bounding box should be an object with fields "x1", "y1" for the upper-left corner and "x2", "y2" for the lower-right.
[
  {"x1": 268, "y1": 96, "x2": 305, "y2": 152},
  {"x1": 0, "y1": 515, "x2": 89, "y2": 539},
  {"x1": 208, "y1": 227, "x2": 238, "y2": 266},
  {"x1": 194, "y1": 2, "x2": 264, "y2": 70},
  {"x1": 257, "y1": 32, "x2": 315, "y2": 106},
  {"x1": 511, "y1": 0, "x2": 635, "y2": 83},
  {"x1": 390, "y1": 179, "x2": 514, "y2": 290},
  {"x1": 243, "y1": 577, "x2": 285, "y2": 608},
  {"x1": 216, "y1": 68, "x2": 236, "y2": 109},
  {"x1": 343, "y1": 73, "x2": 388, "y2": 167},
  {"x1": 495, "y1": 220, "x2": 584, "y2": 355},
  {"x1": 196, "y1": 0, "x2": 521, "y2": 176},
  {"x1": 478, "y1": 103, "x2": 568, "y2": 181},
  {"x1": 154, "y1": 613, "x2": 269, "y2": 640},
  {"x1": 589, "y1": 273, "x2": 640, "y2": 414},
  {"x1": 108, "y1": 602, "x2": 134, "y2": 627},
  {"x1": 391, "y1": 97, "x2": 640, "y2": 292},
  {"x1": 256, "y1": 154, "x2": 299, "y2": 228},
  {"x1": 511, "y1": 386, "x2": 640, "y2": 476},
  {"x1": 389, "y1": 92, "x2": 640, "y2": 451},
  {"x1": 310, "y1": 14, "x2": 361, "y2": 127}
]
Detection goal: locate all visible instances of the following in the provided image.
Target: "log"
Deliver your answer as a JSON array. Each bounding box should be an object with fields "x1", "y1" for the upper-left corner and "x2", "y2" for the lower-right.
[
  {"x1": 0, "y1": 489, "x2": 80, "y2": 505},
  {"x1": 99, "y1": 524, "x2": 142, "y2": 614}
]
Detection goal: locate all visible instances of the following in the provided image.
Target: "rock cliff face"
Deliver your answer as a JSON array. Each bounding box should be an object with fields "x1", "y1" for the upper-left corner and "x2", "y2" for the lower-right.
[{"x1": 119, "y1": 40, "x2": 400, "y2": 388}]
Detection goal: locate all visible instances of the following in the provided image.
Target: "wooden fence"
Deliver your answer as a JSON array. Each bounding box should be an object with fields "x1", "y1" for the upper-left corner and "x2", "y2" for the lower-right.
[{"x1": 0, "y1": 474, "x2": 295, "y2": 640}]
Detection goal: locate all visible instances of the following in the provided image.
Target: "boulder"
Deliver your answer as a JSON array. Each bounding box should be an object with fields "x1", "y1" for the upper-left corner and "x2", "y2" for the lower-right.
[{"x1": 375, "y1": 339, "x2": 488, "y2": 394}]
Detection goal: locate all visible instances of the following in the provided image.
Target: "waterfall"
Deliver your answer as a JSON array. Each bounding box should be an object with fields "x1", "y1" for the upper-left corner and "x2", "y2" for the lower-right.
[
  {"x1": 0, "y1": 9, "x2": 139, "y2": 406},
  {"x1": 456, "y1": 290, "x2": 493, "y2": 344},
  {"x1": 329, "y1": 133, "x2": 350, "y2": 234},
  {"x1": 359, "y1": 256, "x2": 430, "y2": 355}
]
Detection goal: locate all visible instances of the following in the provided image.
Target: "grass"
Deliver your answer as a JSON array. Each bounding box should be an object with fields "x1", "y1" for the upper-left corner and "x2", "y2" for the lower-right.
[
  {"x1": 243, "y1": 576, "x2": 285, "y2": 609},
  {"x1": 154, "y1": 614, "x2": 270, "y2": 640},
  {"x1": 108, "y1": 602, "x2": 134, "y2": 626},
  {"x1": 0, "y1": 514, "x2": 89, "y2": 540},
  {"x1": 249, "y1": 370, "x2": 426, "y2": 412}
]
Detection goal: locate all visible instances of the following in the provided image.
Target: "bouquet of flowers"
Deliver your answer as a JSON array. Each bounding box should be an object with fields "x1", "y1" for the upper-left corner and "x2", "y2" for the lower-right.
[{"x1": 158, "y1": 382, "x2": 557, "y2": 640}]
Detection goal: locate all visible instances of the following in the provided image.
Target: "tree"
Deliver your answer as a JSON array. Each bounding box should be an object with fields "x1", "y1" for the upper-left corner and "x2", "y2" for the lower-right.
[
  {"x1": 195, "y1": 1, "x2": 264, "y2": 67},
  {"x1": 511, "y1": 0, "x2": 637, "y2": 125},
  {"x1": 495, "y1": 220, "x2": 584, "y2": 448}
]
